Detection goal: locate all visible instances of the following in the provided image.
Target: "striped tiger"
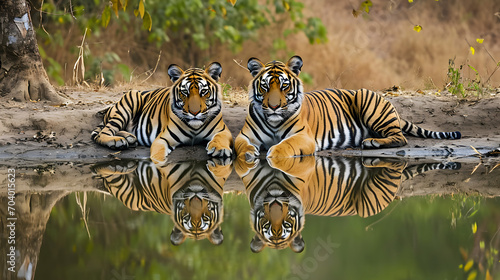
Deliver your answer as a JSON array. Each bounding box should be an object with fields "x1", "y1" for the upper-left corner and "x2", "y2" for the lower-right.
[
  {"x1": 235, "y1": 56, "x2": 461, "y2": 160},
  {"x1": 236, "y1": 156, "x2": 404, "y2": 253},
  {"x1": 92, "y1": 158, "x2": 232, "y2": 245},
  {"x1": 235, "y1": 156, "x2": 461, "y2": 252},
  {"x1": 91, "y1": 63, "x2": 233, "y2": 165}
]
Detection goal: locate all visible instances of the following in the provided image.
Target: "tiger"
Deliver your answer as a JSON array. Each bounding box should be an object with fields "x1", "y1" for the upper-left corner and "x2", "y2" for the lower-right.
[
  {"x1": 235, "y1": 56, "x2": 461, "y2": 160},
  {"x1": 92, "y1": 158, "x2": 232, "y2": 245},
  {"x1": 91, "y1": 62, "x2": 233, "y2": 165},
  {"x1": 235, "y1": 155, "x2": 461, "y2": 252}
]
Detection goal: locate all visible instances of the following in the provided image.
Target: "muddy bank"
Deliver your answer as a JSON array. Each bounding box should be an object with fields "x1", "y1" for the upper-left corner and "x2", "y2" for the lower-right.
[{"x1": 0, "y1": 89, "x2": 499, "y2": 162}]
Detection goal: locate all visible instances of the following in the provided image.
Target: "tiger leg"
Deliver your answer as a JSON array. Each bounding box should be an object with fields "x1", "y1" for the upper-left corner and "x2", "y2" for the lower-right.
[
  {"x1": 267, "y1": 127, "x2": 316, "y2": 158},
  {"x1": 150, "y1": 135, "x2": 177, "y2": 165},
  {"x1": 206, "y1": 123, "x2": 233, "y2": 158},
  {"x1": 92, "y1": 90, "x2": 143, "y2": 149},
  {"x1": 235, "y1": 130, "x2": 260, "y2": 162},
  {"x1": 354, "y1": 89, "x2": 408, "y2": 149},
  {"x1": 94, "y1": 125, "x2": 138, "y2": 150}
]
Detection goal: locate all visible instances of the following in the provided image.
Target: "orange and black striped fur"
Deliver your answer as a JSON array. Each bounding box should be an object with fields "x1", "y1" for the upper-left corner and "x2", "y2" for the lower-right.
[
  {"x1": 92, "y1": 63, "x2": 233, "y2": 164},
  {"x1": 235, "y1": 56, "x2": 461, "y2": 159},
  {"x1": 235, "y1": 156, "x2": 407, "y2": 253},
  {"x1": 92, "y1": 159, "x2": 232, "y2": 245},
  {"x1": 235, "y1": 156, "x2": 460, "y2": 252}
]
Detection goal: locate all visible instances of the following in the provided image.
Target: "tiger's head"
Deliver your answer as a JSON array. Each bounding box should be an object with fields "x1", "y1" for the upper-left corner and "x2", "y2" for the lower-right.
[
  {"x1": 167, "y1": 62, "x2": 223, "y2": 129},
  {"x1": 250, "y1": 182, "x2": 305, "y2": 253},
  {"x1": 169, "y1": 160, "x2": 230, "y2": 246},
  {"x1": 170, "y1": 183, "x2": 224, "y2": 246},
  {"x1": 247, "y1": 56, "x2": 304, "y2": 127}
]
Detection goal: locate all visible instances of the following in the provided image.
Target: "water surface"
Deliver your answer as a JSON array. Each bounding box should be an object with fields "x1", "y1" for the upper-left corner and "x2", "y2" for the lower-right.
[{"x1": 1, "y1": 155, "x2": 499, "y2": 280}]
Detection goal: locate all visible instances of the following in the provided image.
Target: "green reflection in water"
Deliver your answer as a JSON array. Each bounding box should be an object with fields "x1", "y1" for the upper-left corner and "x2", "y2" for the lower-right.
[
  {"x1": 36, "y1": 192, "x2": 500, "y2": 280},
  {"x1": 15, "y1": 156, "x2": 500, "y2": 279}
]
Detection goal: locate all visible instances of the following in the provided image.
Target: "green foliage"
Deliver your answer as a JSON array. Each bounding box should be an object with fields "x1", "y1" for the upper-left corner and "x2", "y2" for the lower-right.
[
  {"x1": 143, "y1": 0, "x2": 327, "y2": 61},
  {"x1": 447, "y1": 59, "x2": 466, "y2": 97},
  {"x1": 220, "y1": 82, "x2": 232, "y2": 99},
  {"x1": 447, "y1": 59, "x2": 485, "y2": 98},
  {"x1": 34, "y1": 0, "x2": 327, "y2": 86},
  {"x1": 38, "y1": 46, "x2": 65, "y2": 86}
]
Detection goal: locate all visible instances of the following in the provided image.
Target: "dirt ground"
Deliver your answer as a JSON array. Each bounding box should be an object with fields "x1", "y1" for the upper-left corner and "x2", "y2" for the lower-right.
[{"x1": 0, "y1": 87, "x2": 499, "y2": 163}]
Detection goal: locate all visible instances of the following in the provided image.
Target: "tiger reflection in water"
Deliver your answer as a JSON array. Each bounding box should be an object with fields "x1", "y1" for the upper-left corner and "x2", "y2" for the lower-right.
[
  {"x1": 92, "y1": 158, "x2": 232, "y2": 245},
  {"x1": 235, "y1": 156, "x2": 460, "y2": 253}
]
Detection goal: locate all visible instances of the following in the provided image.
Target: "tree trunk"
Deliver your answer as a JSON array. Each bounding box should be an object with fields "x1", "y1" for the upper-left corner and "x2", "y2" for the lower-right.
[
  {"x1": 0, "y1": 192, "x2": 69, "y2": 280},
  {"x1": 0, "y1": 0, "x2": 66, "y2": 103}
]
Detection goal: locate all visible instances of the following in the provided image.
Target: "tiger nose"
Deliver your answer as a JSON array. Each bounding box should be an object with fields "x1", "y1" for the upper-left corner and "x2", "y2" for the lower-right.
[
  {"x1": 268, "y1": 92, "x2": 281, "y2": 110},
  {"x1": 189, "y1": 97, "x2": 201, "y2": 115}
]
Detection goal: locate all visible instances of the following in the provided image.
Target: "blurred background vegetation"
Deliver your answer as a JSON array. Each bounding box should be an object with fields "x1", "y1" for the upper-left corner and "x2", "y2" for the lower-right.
[{"x1": 31, "y1": 0, "x2": 500, "y2": 95}]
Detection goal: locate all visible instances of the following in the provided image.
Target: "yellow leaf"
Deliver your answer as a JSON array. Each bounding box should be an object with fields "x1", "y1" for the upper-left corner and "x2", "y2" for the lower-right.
[
  {"x1": 472, "y1": 222, "x2": 477, "y2": 234},
  {"x1": 120, "y1": 0, "x2": 128, "y2": 11},
  {"x1": 229, "y1": 0, "x2": 237, "y2": 6},
  {"x1": 470, "y1": 46, "x2": 475, "y2": 55},
  {"x1": 464, "y1": 260, "x2": 474, "y2": 272},
  {"x1": 413, "y1": 25, "x2": 422, "y2": 32},
  {"x1": 476, "y1": 38, "x2": 484, "y2": 44},
  {"x1": 467, "y1": 270, "x2": 477, "y2": 280},
  {"x1": 221, "y1": 6, "x2": 227, "y2": 16},
  {"x1": 139, "y1": 0, "x2": 145, "y2": 18},
  {"x1": 408, "y1": 0, "x2": 413, "y2": 2},
  {"x1": 283, "y1": 0, "x2": 290, "y2": 11}
]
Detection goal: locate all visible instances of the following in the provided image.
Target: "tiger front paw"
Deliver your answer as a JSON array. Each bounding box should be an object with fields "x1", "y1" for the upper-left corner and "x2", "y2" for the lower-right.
[
  {"x1": 206, "y1": 139, "x2": 233, "y2": 158},
  {"x1": 237, "y1": 144, "x2": 260, "y2": 162},
  {"x1": 207, "y1": 158, "x2": 233, "y2": 178},
  {"x1": 267, "y1": 142, "x2": 297, "y2": 158},
  {"x1": 93, "y1": 130, "x2": 137, "y2": 150},
  {"x1": 150, "y1": 140, "x2": 173, "y2": 166},
  {"x1": 234, "y1": 156, "x2": 259, "y2": 177}
]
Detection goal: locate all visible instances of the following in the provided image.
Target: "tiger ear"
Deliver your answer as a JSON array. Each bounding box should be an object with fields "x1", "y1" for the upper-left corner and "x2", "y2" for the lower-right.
[
  {"x1": 250, "y1": 234, "x2": 265, "y2": 253},
  {"x1": 170, "y1": 226, "x2": 186, "y2": 245},
  {"x1": 247, "y1": 57, "x2": 265, "y2": 77},
  {"x1": 205, "y1": 62, "x2": 222, "y2": 82},
  {"x1": 286, "y1": 55, "x2": 303, "y2": 76},
  {"x1": 208, "y1": 227, "x2": 224, "y2": 245},
  {"x1": 289, "y1": 234, "x2": 305, "y2": 253},
  {"x1": 168, "y1": 64, "x2": 184, "y2": 83}
]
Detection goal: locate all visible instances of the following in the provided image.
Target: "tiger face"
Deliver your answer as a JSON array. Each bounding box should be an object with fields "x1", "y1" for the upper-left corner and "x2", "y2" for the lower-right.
[
  {"x1": 250, "y1": 183, "x2": 305, "y2": 253},
  {"x1": 168, "y1": 62, "x2": 223, "y2": 130},
  {"x1": 171, "y1": 183, "x2": 223, "y2": 245},
  {"x1": 247, "y1": 56, "x2": 305, "y2": 127}
]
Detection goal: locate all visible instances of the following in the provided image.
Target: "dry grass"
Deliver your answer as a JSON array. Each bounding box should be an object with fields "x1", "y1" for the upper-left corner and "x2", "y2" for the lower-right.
[{"x1": 41, "y1": 0, "x2": 500, "y2": 93}]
